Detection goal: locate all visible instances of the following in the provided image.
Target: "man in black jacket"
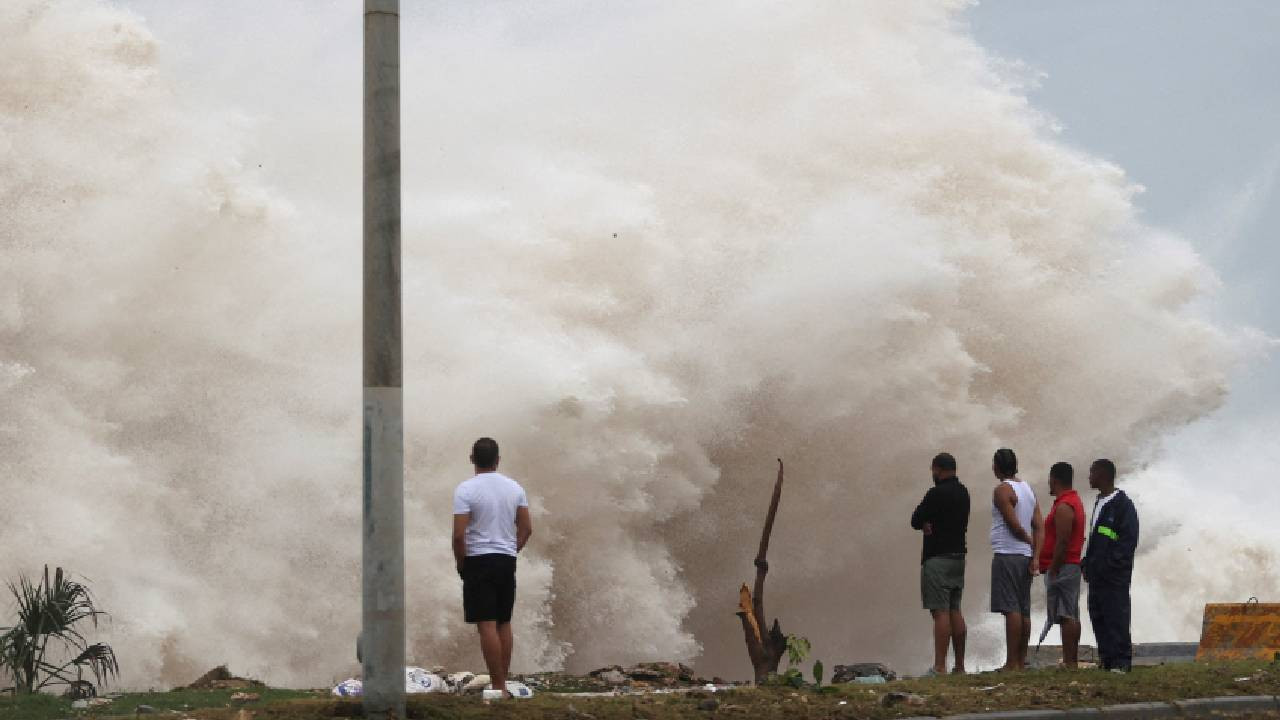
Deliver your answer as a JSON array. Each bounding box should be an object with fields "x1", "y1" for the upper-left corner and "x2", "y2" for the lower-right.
[
  {"x1": 1083, "y1": 458, "x2": 1139, "y2": 672},
  {"x1": 911, "y1": 453, "x2": 970, "y2": 675}
]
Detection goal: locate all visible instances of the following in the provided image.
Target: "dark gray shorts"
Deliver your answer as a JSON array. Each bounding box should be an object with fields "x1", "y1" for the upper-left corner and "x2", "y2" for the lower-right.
[
  {"x1": 921, "y1": 555, "x2": 965, "y2": 610},
  {"x1": 990, "y1": 553, "x2": 1032, "y2": 616},
  {"x1": 1044, "y1": 564, "x2": 1082, "y2": 622}
]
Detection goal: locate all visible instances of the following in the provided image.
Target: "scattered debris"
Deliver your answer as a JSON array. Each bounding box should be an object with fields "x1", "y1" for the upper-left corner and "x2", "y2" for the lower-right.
[
  {"x1": 445, "y1": 671, "x2": 475, "y2": 691},
  {"x1": 64, "y1": 680, "x2": 97, "y2": 700},
  {"x1": 136, "y1": 704, "x2": 157, "y2": 714},
  {"x1": 185, "y1": 667, "x2": 264, "y2": 691},
  {"x1": 404, "y1": 667, "x2": 447, "y2": 694},
  {"x1": 461, "y1": 674, "x2": 490, "y2": 694},
  {"x1": 598, "y1": 669, "x2": 628, "y2": 685},
  {"x1": 229, "y1": 692, "x2": 259, "y2": 704},
  {"x1": 72, "y1": 700, "x2": 89, "y2": 709},
  {"x1": 329, "y1": 668, "x2": 534, "y2": 698},
  {"x1": 880, "y1": 691, "x2": 927, "y2": 708},
  {"x1": 831, "y1": 662, "x2": 897, "y2": 683},
  {"x1": 506, "y1": 681, "x2": 535, "y2": 699},
  {"x1": 331, "y1": 679, "x2": 362, "y2": 697},
  {"x1": 88, "y1": 698, "x2": 113, "y2": 707}
]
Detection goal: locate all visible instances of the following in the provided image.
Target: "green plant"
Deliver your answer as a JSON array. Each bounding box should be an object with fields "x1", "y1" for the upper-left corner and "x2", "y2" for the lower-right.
[
  {"x1": 0, "y1": 566, "x2": 118, "y2": 695},
  {"x1": 812, "y1": 659, "x2": 824, "y2": 687},
  {"x1": 784, "y1": 634, "x2": 810, "y2": 669}
]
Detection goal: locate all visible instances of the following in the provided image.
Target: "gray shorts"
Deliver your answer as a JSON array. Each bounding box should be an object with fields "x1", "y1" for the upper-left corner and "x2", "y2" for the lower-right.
[
  {"x1": 990, "y1": 553, "x2": 1032, "y2": 616},
  {"x1": 921, "y1": 555, "x2": 965, "y2": 610},
  {"x1": 1044, "y1": 564, "x2": 1082, "y2": 622}
]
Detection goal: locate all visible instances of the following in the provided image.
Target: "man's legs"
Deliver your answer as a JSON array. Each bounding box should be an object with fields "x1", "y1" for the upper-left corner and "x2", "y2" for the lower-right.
[
  {"x1": 1053, "y1": 567, "x2": 1083, "y2": 669},
  {"x1": 1018, "y1": 612, "x2": 1032, "y2": 669},
  {"x1": 1087, "y1": 588, "x2": 1112, "y2": 670},
  {"x1": 930, "y1": 610, "x2": 951, "y2": 674},
  {"x1": 1061, "y1": 617, "x2": 1081, "y2": 668},
  {"x1": 1000, "y1": 612, "x2": 1024, "y2": 671},
  {"x1": 499, "y1": 621, "x2": 514, "y2": 679},
  {"x1": 1061, "y1": 617, "x2": 1082, "y2": 667},
  {"x1": 476, "y1": 621, "x2": 507, "y2": 692},
  {"x1": 1108, "y1": 587, "x2": 1133, "y2": 671},
  {"x1": 948, "y1": 608, "x2": 967, "y2": 673}
]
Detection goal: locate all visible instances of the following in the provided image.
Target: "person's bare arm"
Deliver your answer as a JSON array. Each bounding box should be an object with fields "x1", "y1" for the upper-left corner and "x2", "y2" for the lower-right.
[
  {"x1": 1049, "y1": 503, "x2": 1074, "y2": 576},
  {"x1": 452, "y1": 513, "x2": 470, "y2": 575},
  {"x1": 516, "y1": 506, "x2": 533, "y2": 553},
  {"x1": 994, "y1": 483, "x2": 1032, "y2": 545},
  {"x1": 1029, "y1": 502, "x2": 1045, "y2": 576}
]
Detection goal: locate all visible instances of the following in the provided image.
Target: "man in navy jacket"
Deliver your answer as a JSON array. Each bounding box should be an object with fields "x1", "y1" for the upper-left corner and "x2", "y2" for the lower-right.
[{"x1": 1082, "y1": 458, "x2": 1139, "y2": 672}]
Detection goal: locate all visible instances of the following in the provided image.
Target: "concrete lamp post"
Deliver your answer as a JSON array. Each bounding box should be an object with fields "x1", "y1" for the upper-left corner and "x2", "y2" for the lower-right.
[{"x1": 362, "y1": 0, "x2": 405, "y2": 718}]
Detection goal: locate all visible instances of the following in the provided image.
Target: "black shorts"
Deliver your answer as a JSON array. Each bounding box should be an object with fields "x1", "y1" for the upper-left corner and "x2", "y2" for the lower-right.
[{"x1": 461, "y1": 554, "x2": 516, "y2": 624}]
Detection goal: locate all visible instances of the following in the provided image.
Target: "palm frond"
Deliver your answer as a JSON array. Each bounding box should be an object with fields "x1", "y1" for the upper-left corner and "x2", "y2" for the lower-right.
[{"x1": 1, "y1": 567, "x2": 117, "y2": 695}]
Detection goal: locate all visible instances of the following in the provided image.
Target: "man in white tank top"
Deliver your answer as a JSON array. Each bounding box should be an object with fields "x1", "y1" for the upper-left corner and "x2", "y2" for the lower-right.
[{"x1": 988, "y1": 448, "x2": 1044, "y2": 672}]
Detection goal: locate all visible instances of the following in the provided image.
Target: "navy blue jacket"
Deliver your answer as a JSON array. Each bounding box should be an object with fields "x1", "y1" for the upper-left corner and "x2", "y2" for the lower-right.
[{"x1": 1083, "y1": 490, "x2": 1139, "y2": 588}]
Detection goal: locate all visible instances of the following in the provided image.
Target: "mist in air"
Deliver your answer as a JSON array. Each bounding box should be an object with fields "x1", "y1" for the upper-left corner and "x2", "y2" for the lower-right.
[{"x1": 2, "y1": 0, "x2": 1273, "y2": 686}]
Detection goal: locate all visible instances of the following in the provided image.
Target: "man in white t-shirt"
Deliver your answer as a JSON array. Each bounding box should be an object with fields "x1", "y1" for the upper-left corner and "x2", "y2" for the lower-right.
[{"x1": 452, "y1": 437, "x2": 533, "y2": 697}]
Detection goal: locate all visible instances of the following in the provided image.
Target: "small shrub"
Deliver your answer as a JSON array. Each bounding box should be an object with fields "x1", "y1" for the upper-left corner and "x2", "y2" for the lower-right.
[{"x1": 0, "y1": 566, "x2": 118, "y2": 695}]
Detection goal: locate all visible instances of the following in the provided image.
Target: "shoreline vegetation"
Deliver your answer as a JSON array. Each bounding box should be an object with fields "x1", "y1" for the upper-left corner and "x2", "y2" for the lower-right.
[{"x1": 3, "y1": 661, "x2": 1278, "y2": 720}]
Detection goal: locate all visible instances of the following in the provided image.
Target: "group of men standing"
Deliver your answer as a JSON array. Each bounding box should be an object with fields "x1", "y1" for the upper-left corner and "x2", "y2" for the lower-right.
[{"x1": 911, "y1": 449, "x2": 1140, "y2": 674}]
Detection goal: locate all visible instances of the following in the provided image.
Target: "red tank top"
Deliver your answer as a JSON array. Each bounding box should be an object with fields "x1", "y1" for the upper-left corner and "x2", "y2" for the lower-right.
[{"x1": 1038, "y1": 489, "x2": 1085, "y2": 571}]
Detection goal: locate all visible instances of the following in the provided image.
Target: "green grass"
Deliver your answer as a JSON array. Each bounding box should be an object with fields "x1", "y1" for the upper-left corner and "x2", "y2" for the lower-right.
[
  {"x1": 2, "y1": 662, "x2": 1277, "y2": 720},
  {"x1": 0, "y1": 689, "x2": 317, "y2": 720}
]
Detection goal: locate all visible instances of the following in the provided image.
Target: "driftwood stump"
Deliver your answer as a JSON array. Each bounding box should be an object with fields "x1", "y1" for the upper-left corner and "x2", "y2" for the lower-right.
[{"x1": 735, "y1": 459, "x2": 788, "y2": 684}]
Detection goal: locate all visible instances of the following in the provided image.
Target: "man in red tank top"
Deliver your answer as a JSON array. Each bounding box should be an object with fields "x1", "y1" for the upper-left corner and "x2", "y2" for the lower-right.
[{"x1": 1037, "y1": 462, "x2": 1086, "y2": 667}]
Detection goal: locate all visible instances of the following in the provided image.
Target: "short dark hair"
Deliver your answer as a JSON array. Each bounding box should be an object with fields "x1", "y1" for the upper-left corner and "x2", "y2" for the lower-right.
[
  {"x1": 1092, "y1": 458, "x2": 1117, "y2": 482},
  {"x1": 993, "y1": 448, "x2": 1018, "y2": 477},
  {"x1": 932, "y1": 453, "x2": 957, "y2": 472},
  {"x1": 1050, "y1": 462, "x2": 1073, "y2": 486},
  {"x1": 471, "y1": 437, "x2": 499, "y2": 469}
]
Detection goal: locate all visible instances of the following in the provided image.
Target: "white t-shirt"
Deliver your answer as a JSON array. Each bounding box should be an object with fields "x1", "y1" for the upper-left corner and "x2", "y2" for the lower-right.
[{"x1": 453, "y1": 472, "x2": 529, "y2": 557}]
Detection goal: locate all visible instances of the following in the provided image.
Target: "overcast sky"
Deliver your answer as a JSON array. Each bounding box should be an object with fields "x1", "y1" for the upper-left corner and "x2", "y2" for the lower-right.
[{"x1": 967, "y1": 0, "x2": 1280, "y2": 421}]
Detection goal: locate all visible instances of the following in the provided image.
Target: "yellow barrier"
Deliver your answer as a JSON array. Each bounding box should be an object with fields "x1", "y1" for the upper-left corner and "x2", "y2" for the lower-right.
[{"x1": 1196, "y1": 600, "x2": 1280, "y2": 662}]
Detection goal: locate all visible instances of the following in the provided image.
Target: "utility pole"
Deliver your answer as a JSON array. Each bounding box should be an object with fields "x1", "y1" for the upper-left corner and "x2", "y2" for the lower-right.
[{"x1": 362, "y1": 1, "x2": 404, "y2": 718}]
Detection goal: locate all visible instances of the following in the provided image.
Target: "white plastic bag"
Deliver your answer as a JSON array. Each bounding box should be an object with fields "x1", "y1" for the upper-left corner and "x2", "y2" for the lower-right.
[
  {"x1": 405, "y1": 666, "x2": 447, "y2": 694},
  {"x1": 506, "y1": 680, "x2": 534, "y2": 699},
  {"x1": 332, "y1": 679, "x2": 363, "y2": 697}
]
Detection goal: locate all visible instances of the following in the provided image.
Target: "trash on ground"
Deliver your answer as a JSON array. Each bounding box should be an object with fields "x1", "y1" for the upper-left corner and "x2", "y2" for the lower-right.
[
  {"x1": 185, "y1": 666, "x2": 264, "y2": 691},
  {"x1": 404, "y1": 667, "x2": 447, "y2": 694},
  {"x1": 880, "y1": 691, "x2": 927, "y2": 708},
  {"x1": 331, "y1": 679, "x2": 362, "y2": 697},
  {"x1": 832, "y1": 662, "x2": 897, "y2": 684}
]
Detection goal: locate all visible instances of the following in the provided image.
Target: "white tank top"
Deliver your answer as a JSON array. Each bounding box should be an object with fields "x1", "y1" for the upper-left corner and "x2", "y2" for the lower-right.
[{"x1": 990, "y1": 478, "x2": 1036, "y2": 556}]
